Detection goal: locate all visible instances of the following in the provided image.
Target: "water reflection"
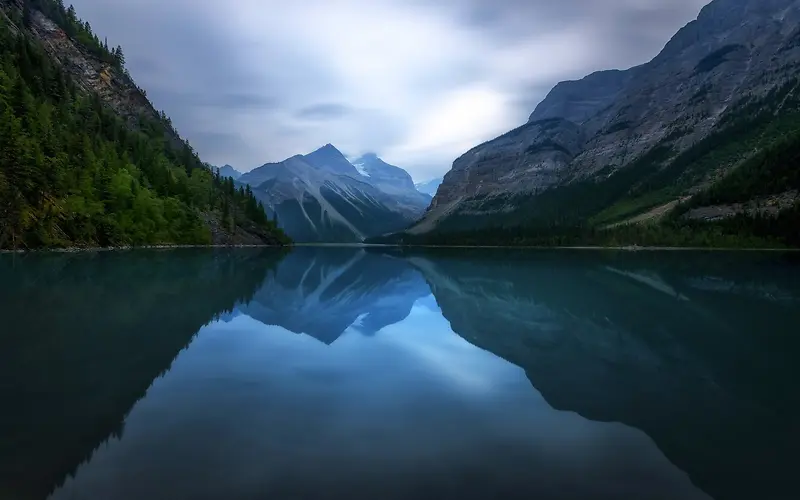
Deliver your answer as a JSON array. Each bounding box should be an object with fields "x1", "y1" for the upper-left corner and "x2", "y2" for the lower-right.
[
  {"x1": 407, "y1": 249, "x2": 800, "y2": 500},
  {"x1": 2, "y1": 248, "x2": 798, "y2": 500},
  {"x1": 0, "y1": 249, "x2": 284, "y2": 500}
]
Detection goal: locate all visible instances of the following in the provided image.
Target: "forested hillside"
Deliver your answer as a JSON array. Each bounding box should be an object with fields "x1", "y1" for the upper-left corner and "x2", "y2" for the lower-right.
[{"x1": 0, "y1": 0, "x2": 289, "y2": 249}]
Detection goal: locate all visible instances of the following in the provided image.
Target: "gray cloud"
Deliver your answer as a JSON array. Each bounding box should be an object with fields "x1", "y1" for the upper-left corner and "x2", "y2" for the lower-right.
[
  {"x1": 69, "y1": 0, "x2": 709, "y2": 181},
  {"x1": 153, "y1": 89, "x2": 278, "y2": 110},
  {"x1": 190, "y1": 131, "x2": 258, "y2": 166},
  {"x1": 295, "y1": 103, "x2": 353, "y2": 121}
]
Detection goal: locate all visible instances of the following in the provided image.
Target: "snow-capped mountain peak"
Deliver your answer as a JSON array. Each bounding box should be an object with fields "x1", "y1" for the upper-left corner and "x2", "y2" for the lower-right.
[{"x1": 238, "y1": 145, "x2": 429, "y2": 242}]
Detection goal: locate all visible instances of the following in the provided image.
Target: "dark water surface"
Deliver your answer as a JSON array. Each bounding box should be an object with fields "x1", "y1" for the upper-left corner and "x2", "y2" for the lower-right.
[{"x1": 1, "y1": 247, "x2": 798, "y2": 500}]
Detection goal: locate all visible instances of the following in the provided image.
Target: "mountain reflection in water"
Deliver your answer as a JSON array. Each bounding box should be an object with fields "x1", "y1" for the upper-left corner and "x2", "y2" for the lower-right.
[{"x1": 1, "y1": 247, "x2": 797, "y2": 500}]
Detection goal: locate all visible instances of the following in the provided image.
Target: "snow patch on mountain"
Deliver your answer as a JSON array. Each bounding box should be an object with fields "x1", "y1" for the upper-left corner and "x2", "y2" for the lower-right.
[{"x1": 352, "y1": 161, "x2": 371, "y2": 178}]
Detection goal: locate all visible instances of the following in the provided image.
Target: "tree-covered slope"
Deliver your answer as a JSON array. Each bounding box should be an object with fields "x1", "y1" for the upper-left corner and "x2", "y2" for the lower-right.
[{"x1": 0, "y1": 0, "x2": 290, "y2": 249}]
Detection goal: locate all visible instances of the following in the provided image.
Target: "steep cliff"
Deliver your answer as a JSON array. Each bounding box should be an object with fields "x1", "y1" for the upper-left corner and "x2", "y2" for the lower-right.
[
  {"x1": 409, "y1": 0, "x2": 800, "y2": 239},
  {"x1": 13, "y1": 0, "x2": 181, "y2": 145}
]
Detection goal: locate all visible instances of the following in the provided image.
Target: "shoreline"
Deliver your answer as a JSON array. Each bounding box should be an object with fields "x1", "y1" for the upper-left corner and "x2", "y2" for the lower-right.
[
  {"x1": 3, "y1": 243, "x2": 797, "y2": 254},
  {"x1": 300, "y1": 243, "x2": 798, "y2": 252},
  {"x1": 408, "y1": 244, "x2": 796, "y2": 252},
  {"x1": 0, "y1": 244, "x2": 287, "y2": 254}
]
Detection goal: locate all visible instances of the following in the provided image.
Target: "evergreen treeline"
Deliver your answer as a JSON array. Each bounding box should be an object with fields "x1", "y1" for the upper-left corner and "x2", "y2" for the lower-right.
[
  {"x1": 0, "y1": 6, "x2": 289, "y2": 249},
  {"x1": 676, "y1": 129, "x2": 800, "y2": 210},
  {"x1": 376, "y1": 205, "x2": 800, "y2": 248}
]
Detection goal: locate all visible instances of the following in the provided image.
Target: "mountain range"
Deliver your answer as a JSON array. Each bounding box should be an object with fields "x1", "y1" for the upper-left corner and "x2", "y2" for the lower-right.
[
  {"x1": 386, "y1": 0, "x2": 800, "y2": 247},
  {"x1": 5, "y1": 0, "x2": 799, "y2": 249},
  {"x1": 238, "y1": 145, "x2": 430, "y2": 242}
]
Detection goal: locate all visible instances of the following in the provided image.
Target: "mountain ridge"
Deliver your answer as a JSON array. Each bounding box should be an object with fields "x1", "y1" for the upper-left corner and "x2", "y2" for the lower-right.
[
  {"x1": 240, "y1": 144, "x2": 427, "y2": 242},
  {"x1": 395, "y1": 0, "x2": 800, "y2": 247}
]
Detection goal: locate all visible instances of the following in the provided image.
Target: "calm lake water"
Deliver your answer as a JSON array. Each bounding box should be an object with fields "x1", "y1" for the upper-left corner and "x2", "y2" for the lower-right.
[{"x1": 1, "y1": 247, "x2": 799, "y2": 500}]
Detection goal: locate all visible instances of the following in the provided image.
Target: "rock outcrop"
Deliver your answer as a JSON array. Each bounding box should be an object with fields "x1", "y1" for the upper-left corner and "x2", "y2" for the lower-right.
[{"x1": 15, "y1": 3, "x2": 182, "y2": 148}]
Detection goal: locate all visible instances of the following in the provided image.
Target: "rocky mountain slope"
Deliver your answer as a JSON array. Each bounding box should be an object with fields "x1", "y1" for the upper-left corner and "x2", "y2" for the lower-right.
[
  {"x1": 408, "y1": 0, "x2": 800, "y2": 241},
  {"x1": 352, "y1": 153, "x2": 432, "y2": 210},
  {"x1": 5, "y1": 0, "x2": 179, "y2": 145},
  {"x1": 240, "y1": 145, "x2": 427, "y2": 242}
]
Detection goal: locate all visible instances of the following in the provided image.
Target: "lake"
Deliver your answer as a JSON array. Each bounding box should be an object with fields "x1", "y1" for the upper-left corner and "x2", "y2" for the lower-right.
[{"x1": 1, "y1": 247, "x2": 798, "y2": 500}]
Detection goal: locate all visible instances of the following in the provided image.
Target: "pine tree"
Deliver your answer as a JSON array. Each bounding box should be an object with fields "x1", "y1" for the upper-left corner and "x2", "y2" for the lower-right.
[{"x1": 113, "y1": 45, "x2": 124, "y2": 67}]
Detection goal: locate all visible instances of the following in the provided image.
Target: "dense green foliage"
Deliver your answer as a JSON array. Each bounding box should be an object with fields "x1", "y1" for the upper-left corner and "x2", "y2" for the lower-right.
[
  {"x1": 0, "y1": 9, "x2": 288, "y2": 249},
  {"x1": 677, "y1": 129, "x2": 800, "y2": 210},
  {"x1": 375, "y1": 205, "x2": 800, "y2": 248}
]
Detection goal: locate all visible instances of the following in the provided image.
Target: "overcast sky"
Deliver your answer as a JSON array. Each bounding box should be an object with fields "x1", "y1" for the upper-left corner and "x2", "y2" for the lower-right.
[{"x1": 69, "y1": 0, "x2": 709, "y2": 182}]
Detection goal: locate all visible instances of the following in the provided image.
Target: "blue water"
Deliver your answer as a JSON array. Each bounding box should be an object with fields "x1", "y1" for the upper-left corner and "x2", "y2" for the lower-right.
[{"x1": 1, "y1": 247, "x2": 798, "y2": 500}]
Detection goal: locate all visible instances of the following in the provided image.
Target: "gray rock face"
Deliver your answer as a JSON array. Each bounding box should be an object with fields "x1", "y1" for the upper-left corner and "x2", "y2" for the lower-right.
[
  {"x1": 14, "y1": 4, "x2": 184, "y2": 150},
  {"x1": 418, "y1": 118, "x2": 583, "y2": 230},
  {"x1": 414, "y1": 0, "x2": 800, "y2": 233},
  {"x1": 528, "y1": 70, "x2": 634, "y2": 125},
  {"x1": 305, "y1": 143, "x2": 361, "y2": 178}
]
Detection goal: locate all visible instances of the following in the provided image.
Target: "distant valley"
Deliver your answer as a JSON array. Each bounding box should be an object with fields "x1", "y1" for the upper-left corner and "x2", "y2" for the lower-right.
[{"x1": 414, "y1": 177, "x2": 443, "y2": 197}]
